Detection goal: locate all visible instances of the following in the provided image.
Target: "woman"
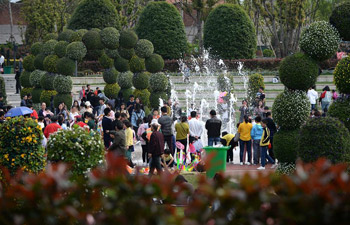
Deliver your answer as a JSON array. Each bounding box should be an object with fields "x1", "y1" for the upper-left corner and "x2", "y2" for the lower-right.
[
  {"x1": 135, "y1": 97, "x2": 144, "y2": 110},
  {"x1": 320, "y1": 86, "x2": 332, "y2": 113},
  {"x1": 239, "y1": 100, "x2": 249, "y2": 123},
  {"x1": 253, "y1": 100, "x2": 264, "y2": 118},
  {"x1": 85, "y1": 112, "x2": 96, "y2": 130},
  {"x1": 72, "y1": 100, "x2": 80, "y2": 111},
  {"x1": 131, "y1": 103, "x2": 145, "y2": 136},
  {"x1": 238, "y1": 115, "x2": 253, "y2": 165},
  {"x1": 118, "y1": 103, "x2": 130, "y2": 119},
  {"x1": 137, "y1": 116, "x2": 149, "y2": 166},
  {"x1": 123, "y1": 120, "x2": 135, "y2": 168},
  {"x1": 175, "y1": 116, "x2": 190, "y2": 163},
  {"x1": 81, "y1": 101, "x2": 93, "y2": 115},
  {"x1": 69, "y1": 106, "x2": 79, "y2": 122},
  {"x1": 56, "y1": 103, "x2": 68, "y2": 120},
  {"x1": 106, "y1": 103, "x2": 115, "y2": 121}
]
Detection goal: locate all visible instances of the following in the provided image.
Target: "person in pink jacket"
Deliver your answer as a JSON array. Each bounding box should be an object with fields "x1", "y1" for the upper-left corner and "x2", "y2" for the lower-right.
[{"x1": 137, "y1": 116, "x2": 150, "y2": 166}]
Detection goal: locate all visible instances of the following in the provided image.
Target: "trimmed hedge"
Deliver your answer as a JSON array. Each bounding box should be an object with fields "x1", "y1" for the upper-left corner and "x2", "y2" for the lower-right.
[
  {"x1": 114, "y1": 57, "x2": 130, "y2": 72},
  {"x1": 58, "y1": 29, "x2": 75, "y2": 42},
  {"x1": 117, "y1": 71, "x2": 133, "y2": 89},
  {"x1": 53, "y1": 93, "x2": 72, "y2": 109},
  {"x1": 34, "y1": 54, "x2": 46, "y2": 70},
  {"x1": 248, "y1": 73, "x2": 265, "y2": 103},
  {"x1": 118, "y1": 47, "x2": 135, "y2": 60},
  {"x1": 77, "y1": 29, "x2": 88, "y2": 37},
  {"x1": 23, "y1": 55, "x2": 36, "y2": 72},
  {"x1": 328, "y1": 97, "x2": 350, "y2": 131},
  {"x1": 54, "y1": 41, "x2": 69, "y2": 58},
  {"x1": 66, "y1": 42, "x2": 87, "y2": 61},
  {"x1": 82, "y1": 30, "x2": 103, "y2": 50},
  {"x1": 105, "y1": 48, "x2": 120, "y2": 59},
  {"x1": 56, "y1": 57, "x2": 76, "y2": 76},
  {"x1": 104, "y1": 83, "x2": 121, "y2": 99},
  {"x1": 43, "y1": 40, "x2": 58, "y2": 56},
  {"x1": 149, "y1": 72, "x2": 168, "y2": 92},
  {"x1": 53, "y1": 75, "x2": 73, "y2": 93},
  {"x1": 273, "y1": 129, "x2": 299, "y2": 164},
  {"x1": 119, "y1": 88, "x2": 134, "y2": 100},
  {"x1": 99, "y1": 53, "x2": 114, "y2": 69},
  {"x1": 129, "y1": 55, "x2": 145, "y2": 73},
  {"x1": 20, "y1": 87, "x2": 33, "y2": 99},
  {"x1": 20, "y1": 71, "x2": 32, "y2": 88},
  {"x1": 136, "y1": 1, "x2": 187, "y2": 59},
  {"x1": 145, "y1": 54, "x2": 164, "y2": 73},
  {"x1": 31, "y1": 88, "x2": 43, "y2": 104},
  {"x1": 204, "y1": 4, "x2": 256, "y2": 59},
  {"x1": 31, "y1": 42, "x2": 43, "y2": 56},
  {"x1": 43, "y1": 55, "x2": 59, "y2": 73},
  {"x1": 298, "y1": 117, "x2": 350, "y2": 163},
  {"x1": 330, "y1": 2, "x2": 350, "y2": 41},
  {"x1": 100, "y1": 27, "x2": 120, "y2": 49},
  {"x1": 150, "y1": 91, "x2": 167, "y2": 109},
  {"x1": 40, "y1": 73, "x2": 55, "y2": 90},
  {"x1": 133, "y1": 89, "x2": 150, "y2": 107},
  {"x1": 135, "y1": 39, "x2": 154, "y2": 58},
  {"x1": 44, "y1": 33, "x2": 58, "y2": 42},
  {"x1": 69, "y1": 32, "x2": 82, "y2": 42},
  {"x1": 279, "y1": 53, "x2": 319, "y2": 91},
  {"x1": 119, "y1": 29, "x2": 138, "y2": 49},
  {"x1": 263, "y1": 49, "x2": 274, "y2": 57},
  {"x1": 85, "y1": 49, "x2": 104, "y2": 61},
  {"x1": 333, "y1": 57, "x2": 350, "y2": 94},
  {"x1": 29, "y1": 70, "x2": 45, "y2": 88},
  {"x1": 103, "y1": 68, "x2": 119, "y2": 84},
  {"x1": 133, "y1": 72, "x2": 150, "y2": 89},
  {"x1": 40, "y1": 90, "x2": 57, "y2": 106}
]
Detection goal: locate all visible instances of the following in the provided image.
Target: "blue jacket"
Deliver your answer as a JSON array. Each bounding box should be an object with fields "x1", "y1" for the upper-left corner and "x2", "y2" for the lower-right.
[
  {"x1": 251, "y1": 123, "x2": 263, "y2": 140},
  {"x1": 131, "y1": 110, "x2": 145, "y2": 128}
]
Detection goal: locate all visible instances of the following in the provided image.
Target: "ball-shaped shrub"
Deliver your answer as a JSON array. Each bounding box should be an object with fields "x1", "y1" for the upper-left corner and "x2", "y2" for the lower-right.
[
  {"x1": 31, "y1": 42, "x2": 43, "y2": 56},
  {"x1": 100, "y1": 27, "x2": 120, "y2": 49},
  {"x1": 145, "y1": 54, "x2": 164, "y2": 73},
  {"x1": 136, "y1": 1, "x2": 187, "y2": 59},
  {"x1": 104, "y1": 83, "x2": 121, "y2": 99},
  {"x1": 31, "y1": 88, "x2": 43, "y2": 104},
  {"x1": 133, "y1": 89, "x2": 150, "y2": 107},
  {"x1": 54, "y1": 75, "x2": 73, "y2": 93},
  {"x1": 129, "y1": 55, "x2": 145, "y2": 73},
  {"x1": 299, "y1": 117, "x2": 350, "y2": 163},
  {"x1": 0, "y1": 117, "x2": 45, "y2": 175},
  {"x1": 56, "y1": 57, "x2": 75, "y2": 76},
  {"x1": 119, "y1": 88, "x2": 134, "y2": 100},
  {"x1": 58, "y1": 29, "x2": 75, "y2": 42},
  {"x1": 248, "y1": 73, "x2": 265, "y2": 103},
  {"x1": 77, "y1": 29, "x2": 88, "y2": 37},
  {"x1": 334, "y1": 57, "x2": 350, "y2": 94},
  {"x1": 20, "y1": 87, "x2": 33, "y2": 99},
  {"x1": 118, "y1": 47, "x2": 135, "y2": 60},
  {"x1": 103, "y1": 68, "x2": 119, "y2": 84},
  {"x1": 69, "y1": 32, "x2": 82, "y2": 42},
  {"x1": 40, "y1": 73, "x2": 55, "y2": 90},
  {"x1": 299, "y1": 21, "x2": 340, "y2": 61},
  {"x1": 330, "y1": 2, "x2": 350, "y2": 41},
  {"x1": 204, "y1": 4, "x2": 256, "y2": 59},
  {"x1": 149, "y1": 72, "x2": 168, "y2": 92},
  {"x1": 272, "y1": 90, "x2": 310, "y2": 130},
  {"x1": 105, "y1": 48, "x2": 120, "y2": 59},
  {"x1": 119, "y1": 29, "x2": 138, "y2": 49},
  {"x1": 66, "y1": 41, "x2": 87, "y2": 61},
  {"x1": 44, "y1": 33, "x2": 58, "y2": 42},
  {"x1": 279, "y1": 53, "x2": 319, "y2": 91},
  {"x1": 34, "y1": 54, "x2": 46, "y2": 70},
  {"x1": 133, "y1": 72, "x2": 150, "y2": 89},
  {"x1": 263, "y1": 49, "x2": 274, "y2": 57},
  {"x1": 114, "y1": 57, "x2": 130, "y2": 72},
  {"x1": 53, "y1": 93, "x2": 72, "y2": 108},
  {"x1": 47, "y1": 126, "x2": 104, "y2": 176},
  {"x1": 23, "y1": 55, "x2": 36, "y2": 72},
  {"x1": 54, "y1": 41, "x2": 69, "y2": 58},
  {"x1": 43, "y1": 55, "x2": 59, "y2": 73},
  {"x1": 328, "y1": 97, "x2": 350, "y2": 131},
  {"x1": 135, "y1": 39, "x2": 154, "y2": 58},
  {"x1": 150, "y1": 91, "x2": 167, "y2": 109},
  {"x1": 43, "y1": 40, "x2": 58, "y2": 55},
  {"x1": 40, "y1": 90, "x2": 57, "y2": 106},
  {"x1": 20, "y1": 71, "x2": 32, "y2": 88},
  {"x1": 99, "y1": 53, "x2": 114, "y2": 69},
  {"x1": 29, "y1": 70, "x2": 45, "y2": 88},
  {"x1": 82, "y1": 30, "x2": 103, "y2": 50},
  {"x1": 273, "y1": 129, "x2": 299, "y2": 164},
  {"x1": 85, "y1": 49, "x2": 104, "y2": 60},
  {"x1": 117, "y1": 71, "x2": 133, "y2": 89},
  {"x1": 217, "y1": 73, "x2": 234, "y2": 93}
]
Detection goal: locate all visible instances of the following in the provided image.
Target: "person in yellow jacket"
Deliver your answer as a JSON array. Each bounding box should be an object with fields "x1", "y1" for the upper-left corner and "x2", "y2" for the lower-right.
[
  {"x1": 238, "y1": 115, "x2": 253, "y2": 165},
  {"x1": 220, "y1": 131, "x2": 238, "y2": 164},
  {"x1": 257, "y1": 119, "x2": 277, "y2": 170},
  {"x1": 123, "y1": 120, "x2": 135, "y2": 168}
]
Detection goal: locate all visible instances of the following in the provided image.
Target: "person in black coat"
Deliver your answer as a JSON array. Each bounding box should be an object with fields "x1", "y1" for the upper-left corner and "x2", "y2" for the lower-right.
[
  {"x1": 15, "y1": 66, "x2": 21, "y2": 94},
  {"x1": 102, "y1": 108, "x2": 114, "y2": 149}
]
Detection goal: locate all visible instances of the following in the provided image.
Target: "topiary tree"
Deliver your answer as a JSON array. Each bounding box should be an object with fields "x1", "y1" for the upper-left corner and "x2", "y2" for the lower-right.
[
  {"x1": 149, "y1": 72, "x2": 168, "y2": 92},
  {"x1": 32, "y1": 88, "x2": 43, "y2": 104},
  {"x1": 263, "y1": 49, "x2": 274, "y2": 57},
  {"x1": 44, "y1": 33, "x2": 58, "y2": 42},
  {"x1": 279, "y1": 53, "x2": 319, "y2": 91},
  {"x1": 20, "y1": 71, "x2": 32, "y2": 88},
  {"x1": 217, "y1": 73, "x2": 234, "y2": 93},
  {"x1": 129, "y1": 55, "x2": 145, "y2": 73},
  {"x1": 31, "y1": 42, "x2": 43, "y2": 56},
  {"x1": 20, "y1": 87, "x2": 33, "y2": 99},
  {"x1": 99, "y1": 53, "x2": 114, "y2": 69},
  {"x1": 133, "y1": 72, "x2": 150, "y2": 89},
  {"x1": 85, "y1": 49, "x2": 104, "y2": 61},
  {"x1": 118, "y1": 47, "x2": 135, "y2": 60},
  {"x1": 133, "y1": 89, "x2": 150, "y2": 107},
  {"x1": 273, "y1": 129, "x2": 299, "y2": 164},
  {"x1": 204, "y1": 4, "x2": 256, "y2": 59},
  {"x1": 82, "y1": 30, "x2": 103, "y2": 50},
  {"x1": 136, "y1": 1, "x2": 187, "y2": 59},
  {"x1": 119, "y1": 88, "x2": 134, "y2": 101},
  {"x1": 145, "y1": 54, "x2": 164, "y2": 73},
  {"x1": 119, "y1": 29, "x2": 138, "y2": 49},
  {"x1": 29, "y1": 70, "x2": 45, "y2": 88},
  {"x1": 299, "y1": 21, "x2": 340, "y2": 61},
  {"x1": 298, "y1": 117, "x2": 350, "y2": 163},
  {"x1": 330, "y1": 2, "x2": 350, "y2": 41},
  {"x1": 43, "y1": 40, "x2": 58, "y2": 55},
  {"x1": 40, "y1": 73, "x2": 55, "y2": 90},
  {"x1": 54, "y1": 41, "x2": 69, "y2": 58},
  {"x1": 58, "y1": 29, "x2": 75, "y2": 42},
  {"x1": 68, "y1": 0, "x2": 120, "y2": 30},
  {"x1": 53, "y1": 93, "x2": 72, "y2": 108},
  {"x1": 114, "y1": 57, "x2": 130, "y2": 72},
  {"x1": 53, "y1": 75, "x2": 73, "y2": 93},
  {"x1": 104, "y1": 83, "x2": 121, "y2": 99},
  {"x1": 77, "y1": 29, "x2": 88, "y2": 37},
  {"x1": 23, "y1": 55, "x2": 36, "y2": 72},
  {"x1": 150, "y1": 91, "x2": 167, "y2": 109},
  {"x1": 100, "y1": 27, "x2": 120, "y2": 49},
  {"x1": 0, "y1": 76, "x2": 6, "y2": 104},
  {"x1": 135, "y1": 39, "x2": 154, "y2": 58},
  {"x1": 40, "y1": 90, "x2": 57, "y2": 106},
  {"x1": 328, "y1": 97, "x2": 350, "y2": 131},
  {"x1": 69, "y1": 32, "x2": 82, "y2": 42},
  {"x1": 272, "y1": 90, "x2": 310, "y2": 130},
  {"x1": 117, "y1": 71, "x2": 133, "y2": 89},
  {"x1": 56, "y1": 57, "x2": 76, "y2": 76},
  {"x1": 103, "y1": 68, "x2": 119, "y2": 84},
  {"x1": 66, "y1": 41, "x2": 87, "y2": 61},
  {"x1": 248, "y1": 73, "x2": 265, "y2": 104},
  {"x1": 34, "y1": 54, "x2": 46, "y2": 70},
  {"x1": 106, "y1": 48, "x2": 120, "y2": 59},
  {"x1": 43, "y1": 55, "x2": 59, "y2": 73},
  {"x1": 333, "y1": 57, "x2": 350, "y2": 94}
]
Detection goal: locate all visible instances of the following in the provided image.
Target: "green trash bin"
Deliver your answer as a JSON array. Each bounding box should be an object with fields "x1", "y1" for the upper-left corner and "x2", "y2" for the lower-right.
[
  {"x1": 203, "y1": 146, "x2": 231, "y2": 178},
  {"x1": 4, "y1": 66, "x2": 12, "y2": 74}
]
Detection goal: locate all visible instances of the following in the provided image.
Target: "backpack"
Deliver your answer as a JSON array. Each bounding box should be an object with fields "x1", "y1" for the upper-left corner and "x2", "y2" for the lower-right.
[{"x1": 136, "y1": 113, "x2": 143, "y2": 127}]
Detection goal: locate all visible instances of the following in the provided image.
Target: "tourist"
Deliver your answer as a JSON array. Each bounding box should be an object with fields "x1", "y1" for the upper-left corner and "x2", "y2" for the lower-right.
[
  {"x1": 58, "y1": 114, "x2": 68, "y2": 130},
  {"x1": 257, "y1": 87, "x2": 266, "y2": 105},
  {"x1": 56, "y1": 102, "x2": 68, "y2": 120},
  {"x1": 37, "y1": 116, "x2": 45, "y2": 129},
  {"x1": 161, "y1": 149, "x2": 174, "y2": 169},
  {"x1": 148, "y1": 123, "x2": 165, "y2": 176},
  {"x1": 262, "y1": 106, "x2": 269, "y2": 119},
  {"x1": 320, "y1": 86, "x2": 332, "y2": 113},
  {"x1": 307, "y1": 86, "x2": 318, "y2": 111},
  {"x1": 239, "y1": 100, "x2": 249, "y2": 123},
  {"x1": 38, "y1": 102, "x2": 46, "y2": 117},
  {"x1": 108, "y1": 120, "x2": 126, "y2": 157},
  {"x1": 188, "y1": 111, "x2": 203, "y2": 146},
  {"x1": 85, "y1": 112, "x2": 96, "y2": 130},
  {"x1": 94, "y1": 87, "x2": 99, "y2": 96},
  {"x1": 72, "y1": 100, "x2": 80, "y2": 111},
  {"x1": 26, "y1": 93, "x2": 33, "y2": 106},
  {"x1": 251, "y1": 116, "x2": 263, "y2": 165},
  {"x1": 175, "y1": 116, "x2": 190, "y2": 163},
  {"x1": 69, "y1": 106, "x2": 79, "y2": 123},
  {"x1": 44, "y1": 116, "x2": 62, "y2": 138},
  {"x1": 126, "y1": 95, "x2": 136, "y2": 119},
  {"x1": 89, "y1": 92, "x2": 100, "y2": 115},
  {"x1": 220, "y1": 131, "x2": 238, "y2": 164},
  {"x1": 81, "y1": 101, "x2": 93, "y2": 115},
  {"x1": 131, "y1": 103, "x2": 145, "y2": 136},
  {"x1": 238, "y1": 115, "x2": 253, "y2": 165},
  {"x1": 123, "y1": 120, "x2": 135, "y2": 167},
  {"x1": 15, "y1": 66, "x2": 21, "y2": 94},
  {"x1": 0, "y1": 94, "x2": 4, "y2": 109},
  {"x1": 253, "y1": 100, "x2": 264, "y2": 118},
  {"x1": 79, "y1": 86, "x2": 86, "y2": 102},
  {"x1": 332, "y1": 90, "x2": 338, "y2": 101},
  {"x1": 257, "y1": 119, "x2": 276, "y2": 170},
  {"x1": 118, "y1": 103, "x2": 130, "y2": 119},
  {"x1": 27, "y1": 104, "x2": 38, "y2": 119},
  {"x1": 106, "y1": 103, "x2": 115, "y2": 120},
  {"x1": 98, "y1": 98, "x2": 107, "y2": 116},
  {"x1": 135, "y1": 97, "x2": 144, "y2": 110},
  {"x1": 265, "y1": 112, "x2": 277, "y2": 160},
  {"x1": 205, "y1": 110, "x2": 222, "y2": 146},
  {"x1": 102, "y1": 108, "x2": 114, "y2": 149},
  {"x1": 137, "y1": 117, "x2": 150, "y2": 165},
  {"x1": 153, "y1": 109, "x2": 160, "y2": 120},
  {"x1": 85, "y1": 85, "x2": 92, "y2": 100},
  {"x1": 120, "y1": 113, "x2": 128, "y2": 121},
  {"x1": 158, "y1": 106, "x2": 174, "y2": 154},
  {"x1": 18, "y1": 57, "x2": 23, "y2": 73}
]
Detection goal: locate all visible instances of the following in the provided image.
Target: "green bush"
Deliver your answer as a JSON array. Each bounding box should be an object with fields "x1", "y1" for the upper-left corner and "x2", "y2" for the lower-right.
[
  {"x1": 40, "y1": 90, "x2": 57, "y2": 106},
  {"x1": 333, "y1": 57, "x2": 350, "y2": 94},
  {"x1": 118, "y1": 47, "x2": 135, "y2": 60},
  {"x1": 34, "y1": 54, "x2": 46, "y2": 70},
  {"x1": 66, "y1": 41, "x2": 87, "y2": 61},
  {"x1": 149, "y1": 72, "x2": 168, "y2": 92},
  {"x1": 103, "y1": 68, "x2": 119, "y2": 84},
  {"x1": 330, "y1": 2, "x2": 350, "y2": 41},
  {"x1": 29, "y1": 70, "x2": 45, "y2": 88},
  {"x1": 217, "y1": 74, "x2": 234, "y2": 93},
  {"x1": 56, "y1": 57, "x2": 76, "y2": 76},
  {"x1": 99, "y1": 53, "x2": 114, "y2": 69},
  {"x1": 31, "y1": 42, "x2": 43, "y2": 56},
  {"x1": 23, "y1": 55, "x2": 36, "y2": 72},
  {"x1": 328, "y1": 97, "x2": 350, "y2": 131},
  {"x1": 53, "y1": 93, "x2": 72, "y2": 108},
  {"x1": 43, "y1": 40, "x2": 58, "y2": 55},
  {"x1": 20, "y1": 71, "x2": 32, "y2": 88},
  {"x1": 299, "y1": 21, "x2": 340, "y2": 61},
  {"x1": 203, "y1": 4, "x2": 256, "y2": 59},
  {"x1": 43, "y1": 55, "x2": 59, "y2": 73},
  {"x1": 100, "y1": 27, "x2": 120, "y2": 49},
  {"x1": 85, "y1": 49, "x2": 104, "y2": 60},
  {"x1": 20, "y1": 87, "x2": 33, "y2": 99},
  {"x1": 133, "y1": 72, "x2": 150, "y2": 89},
  {"x1": 135, "y1": 39, "x2": 154, "y2": 58},
  {"x1": 145, "y1": 54, "x2": 164, "y2": 73},
  {"x1": 298, "y1": 117, "x2": 350, "y2": 163},
  {"x1": 58, "y1": 29, "x2": 75, "y2": 42},
  {"x1": 105, "y1": 48, "x2": 120, "y2": 59},
  {"x1": 77, "y1": 29, "x2": 88, "y2": 37},
  {"x1": 44, "y1": 33, "x2": 58, "y2": 42},
  {"x1": 272, "y1": 90, "x2": 310, "y2": 130},
  {"x1": 54, "y1": 75, "x2": 73, "y2": 93},
  {"x1": 40, "y1": 73, "x2": 55, "y2": 90},
  {"x1": 119, "y1": 88, "x2": 134, "y2": 100},
  {"x1": 273, "y1": 129, "x2": 299, "y2": 164},
  {"x1": 279, "y1": 53, "x2": 319, "y2": 91},
  {"x1": 104, "y1": 83, "x2": 121, "y2": 99},
  {"x1": 47, "y1": 126, "x2": 104, "y2": 176},
  {"x1": 0, "y1": 117, "x2": 45, "y2": 175},
  {"x1": 31, "y1": 88, "x2": 43, "y2": 104},
  {"x1": 150, "y1": 91, "x2": 167, "y2": 109},
  {"x1": 136, "y1": 1, "x2": 187, "y2": 59},
  {"x1": 114, "y1": 57, "x2": 130, "y2": 72},
  {"x1": 54, "y1": 41, "x2": 69, "y2": 58},
  {"x1": 0, "y1": 76, "x2": 6, "y2": 104},
  {"x1": 69, "y1": 32, "x2": 82, "y2": 42},
  {"x1": 263, "y1": 49, "x2": 274, "y2": 57},
  {"x1": 133, "y1": 89, "x2": 150, "y2": 107},
  {"x1": 117, "y1": 71, "x2": 133, "y2": 89},
  {"x1": 119, "y1": 29, "x2": 138, "y2": 49},
  {"x1": 248, "y1": 73, "x2": 265, "y2": 103},
  {"x1": 82, "y1": 30, "x2": 103, "y2": 50},
  {"x1": 129, "y1": 55, "x2": 145, "y2": 73}
]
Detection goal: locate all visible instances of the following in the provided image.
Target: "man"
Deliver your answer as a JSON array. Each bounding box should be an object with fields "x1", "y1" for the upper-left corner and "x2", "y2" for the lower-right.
[
  {"x1": 188, "y1": 111, "x2": 204, "y2": 144},
  {"x1": 44, "y1": 116, "x2": 62, "y2": 138},
  {"x1": 148, "y1": 123, "x2": 165, "y2": 176},
  {"x1": 109, "y1": 120, "x2": 126, "y2": 157},
  {"x1": 38, "y1": 102, "x2": 46, "y2": 117},
  {"x1": 126, "y1": 95, "x2": 136, "y2": 119},
  {"x1": 0, "y1": 54, "x2": 4, "y2": 74},
  {"x1": 98, "y1": 98, "x2": 107, "y2": 116},
  {"x1": 307, "y1": 86, "x2": 318, "y2": 111},
  {"x1": 90, "y1": 92, "x2": 100, "y2": 115},
  {"x1": 102, "y1": 108, "x2": 114, "y2": 149},
  {"x1": 94, "y1": 87, "x2": 99, "y2": 96},
  {"x1": 26, "y1": 93, "x2": 33, "y2": 106},
  {"x1": 265, "y1": 112, "x2": 277, "y2": 160},
  {"x1": 15, "y1": 66, "x2": 21, "y2": 94},
  {"x1": 257, "y1": 87, "x2": 266, "y2": 105},
  {"x1": 20, "y1": 95, "x2": 27, "y2": 107},
  {"x1": 79, "y1": 86, "x2": 86, "y2": 102},
  {"x1": 18, "y1": 57, "x2": 23, "y2": 73},
  {"x1": 158, "y1": 106, "x2": 174, "y2": 154},
  {"x1": 262, "y1": 106, "x2": 269, "y2": 119},
  {"x1": 205, "y1": 110, "x2": 222, "y2": 146}
]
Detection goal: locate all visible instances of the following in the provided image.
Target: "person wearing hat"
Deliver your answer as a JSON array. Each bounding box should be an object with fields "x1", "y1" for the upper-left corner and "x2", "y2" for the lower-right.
[{"x1": 81, "y1": 101, "x2": 93, "y2": 115}]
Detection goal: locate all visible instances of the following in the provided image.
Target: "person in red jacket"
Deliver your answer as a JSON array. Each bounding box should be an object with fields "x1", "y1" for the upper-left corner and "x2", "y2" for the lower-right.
[
  {"x1": 27, "y1": 104, "x2": 38, "y2": 119},
  {"x1": 44, "y1": 116, "x2": 62, "y2": 138}
]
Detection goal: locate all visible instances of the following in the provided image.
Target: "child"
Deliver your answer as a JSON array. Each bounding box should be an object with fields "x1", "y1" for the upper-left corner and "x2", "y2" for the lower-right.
[
  {"x1": 161, "y1": 149, "x2": 174, "y2": 168},
  {"x1": 251, "y1": 116, "x2": 263, "y2": 165},
  {"x1": 257, "y1": 119, "x2": 277, "y2": 170},
  {"x1": 38, "y1": 116, "x2": 45, "y2": 129},
  {"x1": 220, "y1": 131, "x2": 238, "y2": 164}
]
